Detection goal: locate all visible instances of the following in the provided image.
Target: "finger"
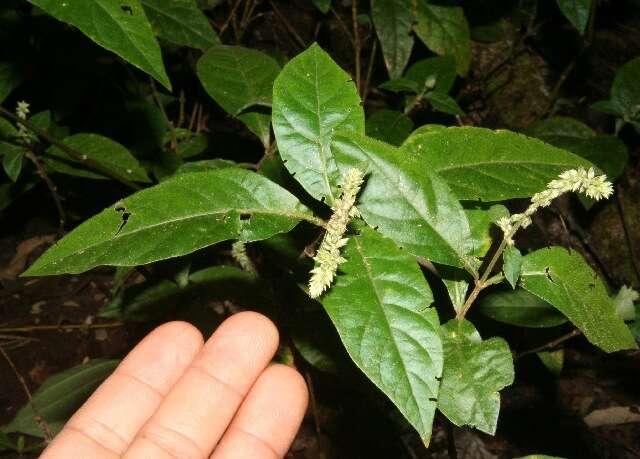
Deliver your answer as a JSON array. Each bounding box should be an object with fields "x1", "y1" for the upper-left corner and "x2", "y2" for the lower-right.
[
  {"x1": 41, "y1": 322, "x2": 203, "y2": 459},
  {"x1": 211, "y1": 364, "x2": 308, "y2": 459},
  {"x1": 124, "y1": 311, "x2": 279, "y2": 459}
]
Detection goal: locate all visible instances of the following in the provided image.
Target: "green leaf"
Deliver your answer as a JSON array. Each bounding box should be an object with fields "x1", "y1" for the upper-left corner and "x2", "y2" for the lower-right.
[
  {"x1": 520, "y1": 247, "x2": 637, "y2": 352},
  {"x1": 28, "y1": 0, "x2": 170, "y2": 90},
  {"x1": 2, "y1": 145, "x2": 25, "y2": 182},
  {"x1": 503, "y1": 245, "x2": 522, "y2": 289},
  {"x1": 404, "y1": 56, "x2": 457, "y2": 95},
  {"x1": 609, "y1": 57, "x2": 640, "y2": 122},
  {"x1": 366, "y1": 109, "x2": 413, "y2": 146},
  {"x1": 320, "y1": 227, "x2": 442, "y2": 443},
  {"x1": 311, "y1": 0, "x2": 331, "y2": 14},
  {"x1": 537, "y1": 350, "x2": 564, "y2": 376},
  {"x1": 272, "y1": 43, "x2": 365, "y2": 204},
  {"x1": 141, "y1": 0, "x2": 219, "y2": 49},
  {"x1": 556, "y1": 0, "x2": 592, "y2": 34},
  {"x1": 400, "y1": 127, "x2": 593, "y2": 201},
  {"x1": 42, "y1": 133, "x2": 151, "y2": 183},
  {"x1": 101, "y1": 266, "x2": 268, "y2": 321},
  {"x1": 478, "y1": 288, "x2": 568, "y2": 328},
  {"x1": 438, "y1": 319, "x2": 514, "y2": 434},
  {"x1": 162, "y1": 129, "x2": 208, "y2": 158},
  {"x1": 425, "y1": 91, "x2": 464, "y2": 116},
  {"x1": 3, "y1": 360, "x2": 118, "y2": 438},
  {"x1": 465, "y1": 203, "x2": 509, "y2": 257},
  {"x1": 526, "y1": 117, "x2": 628, "y2": 180},
  {"x1": 0, "y1": 62, "x2": 21, "y2": 103},
  {"x1": 332, "y1": 131, "x2": 473, "y2": 267},
  {"x1": 24, "y1": 168, "x2": 314, "y2": 276},
  {"x1": 175, "y1": 158, "x2": 237, "y2": 175},
  {"x1": 237, "y1": 111, "x2": 271, "y2": 147},
  {"x1": 197, "y1": 45, "x2": 281, "y2": 115},
  {"x1": 414, "y1": 3, "x2": 471, "y2": 76},
  {"x1": 371, "y1": 0, "x2": 414, "y2": 79}
]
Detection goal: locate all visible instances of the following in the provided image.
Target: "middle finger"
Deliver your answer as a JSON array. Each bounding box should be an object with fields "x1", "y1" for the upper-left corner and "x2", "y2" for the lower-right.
[{"x1": 124, "y1": 312, "x2": 279, "y2": 459}]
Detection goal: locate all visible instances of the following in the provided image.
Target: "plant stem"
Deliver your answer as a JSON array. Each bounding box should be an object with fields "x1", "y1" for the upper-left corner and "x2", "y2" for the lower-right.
[
  {"x1": 351, "y1": 0, "x2": 361, "y2": 94},
  {"x1": 514, "y1": 329, "x2": 581, "y2": 360},
  {"x1": 0, "y1": 322, "x2": 123, "y2": 334},
  {"x1": 24, "y1": 150, "x2": 66, "y2": 233},
  {"x1": 0, "y1": 105, "x2": 141, "y2": 191},
  {"x1": 0, "y1": 346, "x2": 54, "y2": 441},
  {"x1": 362, "y1": 39, "x2": 378, "y2": 105},
  {"x1": 457, "y1": 231, "x2": 514, "y2": 320}
]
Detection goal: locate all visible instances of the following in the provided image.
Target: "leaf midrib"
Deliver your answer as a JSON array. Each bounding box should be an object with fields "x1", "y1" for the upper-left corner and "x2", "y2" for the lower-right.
[
  {"x1": 37, "y1": 207, "x2": 311, "y2": 269},
  {"x1": 354, "y1": 237, "x2": 426, "y2": 434}
]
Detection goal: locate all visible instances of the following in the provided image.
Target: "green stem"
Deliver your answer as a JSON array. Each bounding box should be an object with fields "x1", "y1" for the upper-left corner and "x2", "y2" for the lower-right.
[
  {"x1": 0, "y1": 105, "x2": 141, "y2": 190},
  {"x1": 456, "y1": 225, "x2": 519, "y2": 320}
]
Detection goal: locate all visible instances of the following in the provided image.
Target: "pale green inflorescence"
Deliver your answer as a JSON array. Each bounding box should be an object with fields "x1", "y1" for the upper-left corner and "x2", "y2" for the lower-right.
[
  {"x1": 231, "y1": 241, "x2": 256, "y2": 273},
  {"x1": 497, "y1": 167, "x2": 613, "y2": 244},
  {"x1": 15, "y1": 100, "x2": 31, "y2": 144},
  {"x1": 308, "y1": 168, "x2": 364, "y2": 298}
]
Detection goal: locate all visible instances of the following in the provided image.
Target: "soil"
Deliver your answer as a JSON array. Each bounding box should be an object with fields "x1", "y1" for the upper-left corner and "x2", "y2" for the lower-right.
[{"x1": 1, "y1": 1, "x2": 640, "y2": 457}]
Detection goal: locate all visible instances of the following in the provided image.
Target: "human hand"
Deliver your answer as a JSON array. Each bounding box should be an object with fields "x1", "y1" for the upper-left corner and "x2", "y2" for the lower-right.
[{"x1": 41, "y1": 312, "x2": 308, "y2": 458}]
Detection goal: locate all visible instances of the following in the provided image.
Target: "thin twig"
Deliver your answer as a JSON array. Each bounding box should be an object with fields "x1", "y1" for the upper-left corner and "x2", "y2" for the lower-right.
[
  {"x1": 0, "y1": 346, "x2": 54, "y2": 441},
  {"x1": 218, "y1": 0, "x2": 243, "y2": 37},
  {"x1": 331, "y1": 7, "x2": 353, "y2": 44},
  {"x1": 0, "y1": 106, "x2": 141, "y2": 190},
  {"x1": 616, "y1": 183, "x2": 640, "y2": 284},
  {"x1": 150, "y1": 78, "x2": 180, "y2": 154},
  {"x1": 362, "y1": 39, "x2": 378, "y2": 105},
  {"x1": 514, "y1": 329, "x2": 581, "y2": 360},
  {"x1": 0, "y1": 322, "x2": 123, "y2": 334},
  {"x1": 351, "y1": 0, "x2": 361, "y2": 94},
  {"x1": 24, "y1": 151, "x2": 65, "y2": 234},
  {"x1": 270, "y1": 1, "x2": 307, "y2": 49}
]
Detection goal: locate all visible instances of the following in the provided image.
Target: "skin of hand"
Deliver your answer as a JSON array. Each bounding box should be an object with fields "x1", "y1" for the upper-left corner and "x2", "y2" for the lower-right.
[{"x1": 40, "y1": 312, "x2": 309, "y2": 459}]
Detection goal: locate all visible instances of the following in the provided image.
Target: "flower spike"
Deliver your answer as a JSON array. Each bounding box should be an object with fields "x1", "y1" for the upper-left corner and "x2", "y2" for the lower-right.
[{"x1": 308, "y1": 168, "x2": 364, "y2": 298}]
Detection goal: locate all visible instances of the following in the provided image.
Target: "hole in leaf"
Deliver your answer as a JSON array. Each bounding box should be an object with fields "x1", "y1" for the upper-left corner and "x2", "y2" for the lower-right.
[
  {"x1": 121, "y1": 4, "x2": 133, "y2": 14},
  {"x1": 544, "y1": 267, "x2": 554, "y2": 282},
  {"x1": 428, "y1": 397, "x2": 437, "y2": 402},
  {"x1": 240, "y1": 213, "x2": 251, "y2": 221},
  {"x1": 115, "y1": 203, "x2": 131, "y2": 235}
]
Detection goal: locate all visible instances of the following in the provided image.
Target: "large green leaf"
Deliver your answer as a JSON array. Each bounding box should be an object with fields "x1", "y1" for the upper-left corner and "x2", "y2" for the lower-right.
[
  {"x1": 414, "y1": 3, "x2": 471, "y2": 75},
  {"x1": 272, "y1": 44, "x2": 365, "y2": 204},
  {"x1": 365, "y1": 109, "x2": 413, "y2": 146},
  {"x1": 3, "y1": 360, "x2": 118, "y2": 438},
  {"x1": 24, "y1": 169, "x2": 314, "y2": 276},
  {"x1": 42, "y1": 133, "x2": 151, "y2": 183},
  {"x1": 0, "y1": 62, "x2": 21, "y2": 103},
  {"x1": 28, "y1": 0, "x2": 170, "y2": 89},
  {"x1": 401, "y1": 127, "x2": 593, "y2": 201},
  {"x1": 371, "y1": 0, "x2": 414, "y2": 79},
  {"x1": 556, "y1": 0, "x2": 592, "y2": 34},
  {"x1": 332, "y1": 131, "x2": 473, "y2": 268},
  {"x1": 520, "y1": 247, "x2": 637, "y2": 352},
  {"x1": 197, "y1": 45, "x2": 280, "y2": 116},
  {"x1": 438, "y1": 319, "x2": 514, "y2": 434},
  {"x1": 526, "y1": 117, "x2": 628, "y2": 180},
  {"x1": 320, "y1": 227, "x2": 442, "y2": 443},
  {"x1": 478, "y1": 288, "x2": 568, "y2": 328},
  {"x1": 142, "y1": 0, "x2": 219, "y2": 49}
]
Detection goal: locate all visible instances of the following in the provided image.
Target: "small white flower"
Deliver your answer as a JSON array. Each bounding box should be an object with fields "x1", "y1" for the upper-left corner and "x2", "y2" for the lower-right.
[
  {"x1": 308, "y1": 168, "x2": 364, "y2": 298},
  {"x1": 16, "y1": 101, "x2": 30, "y2": 120}
]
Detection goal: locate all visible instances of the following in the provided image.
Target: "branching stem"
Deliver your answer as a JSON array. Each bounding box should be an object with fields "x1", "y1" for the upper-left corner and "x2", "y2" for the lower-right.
[{"x1": 0, "y1": 105, "x2": 141, "y2": 190}]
